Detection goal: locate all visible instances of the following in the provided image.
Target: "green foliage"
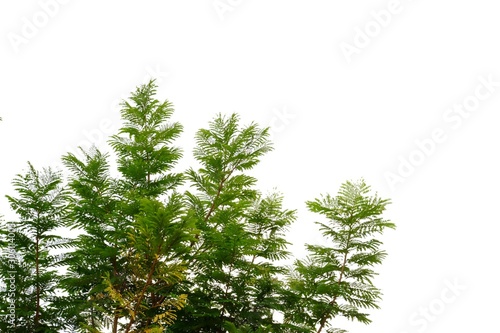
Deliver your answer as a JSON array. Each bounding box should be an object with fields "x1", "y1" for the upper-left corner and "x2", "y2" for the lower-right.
[
  {"x1": 60, "y1": 148, "x2": 121, "y2": 331},
  {"x1": 109, "y1": 79, "x2": 184, "y2": 201},
  {"x1": 167, "y1": 113, "x2": 297, "y2": 332},
  {"x1": 0, "y1": 163, "x2": 70, "y2": 332},
  {"x1": 0, "y1": 80, "x2": 395, "y2": 333},
  {"x1": 62, "y1": 80, "x2": 188, "y2": 333},
  {"x1": 103, "y1": 196, "x2": 195, "y2": 332},
  {"x1": 284, "y1": 180, "x2": 395, "y2": 333}
]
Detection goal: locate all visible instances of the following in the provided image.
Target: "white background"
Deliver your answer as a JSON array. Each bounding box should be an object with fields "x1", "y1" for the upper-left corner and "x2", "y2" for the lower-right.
[{"x1": 1, "y1": 1, "x2": 499, "y2": 332}]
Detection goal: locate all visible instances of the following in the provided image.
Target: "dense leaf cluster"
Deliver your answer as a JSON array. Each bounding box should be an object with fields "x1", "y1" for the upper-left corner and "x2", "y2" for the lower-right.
[{"x1": 0, "y1": 81, "x2": 394, "y2": 333}]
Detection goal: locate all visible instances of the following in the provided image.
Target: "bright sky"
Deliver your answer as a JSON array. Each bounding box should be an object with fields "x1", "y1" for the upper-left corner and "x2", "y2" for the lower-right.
[{"x1": 1, "y1": 1, "x2": 499, "y2": 332}]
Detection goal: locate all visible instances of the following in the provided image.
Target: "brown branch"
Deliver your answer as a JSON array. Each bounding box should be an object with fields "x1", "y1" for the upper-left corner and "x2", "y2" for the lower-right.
[
  {"x1": 191, "y1": 165, "x2": 237, "y2": 256},
  {"x1": 124, "y1": 243, "x2": 162, "y2": 333}
]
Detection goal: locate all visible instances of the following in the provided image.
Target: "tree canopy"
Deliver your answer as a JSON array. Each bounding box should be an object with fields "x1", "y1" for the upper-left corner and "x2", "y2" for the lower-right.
[{"x1": 0, "y1": 80, "x2": 395, "y2": 333}]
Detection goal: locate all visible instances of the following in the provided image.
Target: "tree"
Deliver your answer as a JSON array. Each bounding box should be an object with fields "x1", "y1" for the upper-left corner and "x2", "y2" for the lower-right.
[
  {"x1": 106, "y1": 80, "x2": 191, "y2": 332},
  {"x1": 170, "y1": 113, "x2": 296, "y2": 332},
  {"x1": 0, "y1": 163, "x2": 70, "y2": 332},
  {"x1": 60, "y1": 148, "x2": 121, "y2": 332},
  {"x1": 284, "y1": 180, "x2": 395, "y2": 333},
  {"x1": 1, "y1": 80, "x2": 395, "y2": 333},
  {"x1": 103, "y1": 196, "x2": 194, "y2": 332},
  {"x1": 62, "y1": 80, "x2": 192, "y2": 333}
]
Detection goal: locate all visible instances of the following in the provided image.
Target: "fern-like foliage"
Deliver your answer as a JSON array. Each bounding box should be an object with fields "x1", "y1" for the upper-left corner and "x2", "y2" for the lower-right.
[
  {"x1": 60, "y1": 147, "x2": 120, "y2": 332},
  {"x1": 0, "y1": 163, "x2": 69, "y2": 332},
  {"x1": 171, "y1": 113, "x2": 295, "y2": 332},
  {"x1": 109, "y1": 79, "x2": 184, "y2": 203},
  {"x1": 0, "y1": 80, "x2": 395, "y2": 333},
  {"x1": 103, "y1": 196, "x2": 196, "y2": 332},
  {"x1": 285, "y1": 179, "x2": 395, "y2": 333},
  {"x1": 62, "y1": 80, "x2": 189, "y2": 333}
]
